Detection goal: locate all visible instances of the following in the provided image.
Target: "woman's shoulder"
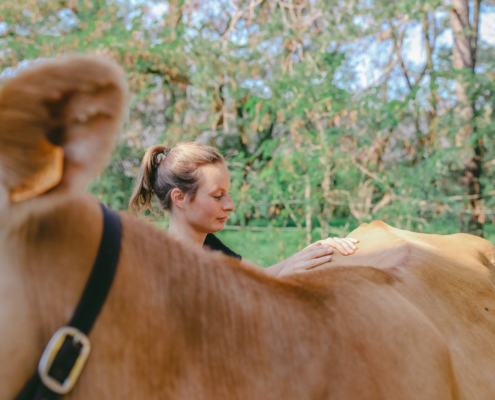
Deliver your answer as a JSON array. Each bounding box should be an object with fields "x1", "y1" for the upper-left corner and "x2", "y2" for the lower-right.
[{"x1": 204, "y1": 233, "x2": 242, "y2": 260}]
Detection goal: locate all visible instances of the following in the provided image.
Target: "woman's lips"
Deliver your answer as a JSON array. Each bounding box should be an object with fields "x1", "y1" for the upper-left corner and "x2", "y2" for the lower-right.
[{"x1": 218, "y1": 217, "x2": 228, "y2": 222}]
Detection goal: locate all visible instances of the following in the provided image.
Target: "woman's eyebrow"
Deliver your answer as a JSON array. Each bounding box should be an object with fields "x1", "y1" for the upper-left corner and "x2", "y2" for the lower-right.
[{"x1": 208, "y1": 186, "x2": 230, "y2": 194}]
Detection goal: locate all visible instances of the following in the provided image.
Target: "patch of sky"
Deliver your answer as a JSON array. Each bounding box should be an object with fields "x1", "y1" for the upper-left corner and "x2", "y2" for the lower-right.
[
  {"x1": 15, "y1": 26, "x2": 31, "y2": 36},
  {"x1": 184, "y1": 1, "x2": 229, "y2": 41},
  {"x1": 258, "y1": 35, "x2": 279, "y2": 50},
  {"x1": 33, "y1": 8, "x2": 80, "y2": 37},
  {"x1": 353, "y1": 14, "x2": 373, "y2": 31},
  {"x1": 262, "y1": 86, "x2": 272, "y2": 98},
  {"x1": 110, "y1": 0, "x2": 149, "y2": 30},
  {"x1": 356, "y1": 0, "x2": 373, "y2": 10},
  {"x1": 475, "y1": 64, "x2": 486, "y2": 74},
  {"x1": 125, "y1": 8, "x2": 143, "y2": 30},
  {"x1": 339, "y1": 6, "x2": 495, "y2": 97},
  {"x1": 264, "y1": 37, "x2": 282, "y2": 58},
  {"x1": 436, "y1": 79, "x2": 456, "y2": 101},
  {"x1": 326, "y1": 40, "x2": 339, "y2": 53},
  {"x1": 332, "y1": 65, "x2": 354, "y2": 91},
  {"x1": 208, "y1": 0, "x2": 225, "y2": 17},
  {"x1": 241, "y1": 77, "x2": 272, "y2": 99},
  {"x1": 185, "y1": 27, "x2": 199, "y2": 38},
  {"x1": 479, "y1": 4, "x2": 495, "y2": 45},
  {"x1": 0, "y1": 22, "x2": 7, "y2": 37},
  {"x1": 229, "y1": 26, "x2": 249, "y2": 46},
  {"x1": 142, "y1": 2, "x2": 169, "y2": 29},
  {"x1": 150, "y1": 2, "x2": 169, "y2": 19},
  {"x1": 402, "y1": 21, "x2": 427, "y2": 72},
  {"x1": 335, "y1": 36, "x2": 391, "y2": 91},
  {"x1": 230, "y1": 47, "x2": 250, "y2": 57},
  {"x1": 202, "y1": 29, "x2": 221, "y2": 40},
  {"x1": 57, "y1": 8, "x2": 79, "y2": 31}
]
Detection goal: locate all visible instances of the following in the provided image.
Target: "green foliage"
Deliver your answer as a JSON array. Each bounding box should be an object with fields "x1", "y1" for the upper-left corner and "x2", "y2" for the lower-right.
[
  {"x1": 86, "y1": 141, "x2": 143, "y2": 210},
  {"x1": 216, "y1": 228, "x2": 306, "y2": 267},
  {"x1": 1, "y1": 0, "x2": 494, "y2": 240}
]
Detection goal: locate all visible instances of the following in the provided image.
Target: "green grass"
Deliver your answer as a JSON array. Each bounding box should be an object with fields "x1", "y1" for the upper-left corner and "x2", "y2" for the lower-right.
[
  {"x1": 215, "y1": 228, "x2": 308, "y2": 267},
  {"x1": 483, "y1": 224, "x2": 495, "y2": 244}
]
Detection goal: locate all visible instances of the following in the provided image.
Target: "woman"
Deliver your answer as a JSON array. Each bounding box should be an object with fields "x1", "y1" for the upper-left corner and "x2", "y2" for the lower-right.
[{"x1": 129, "y1": 142, "x2": 358, "y2": 277}]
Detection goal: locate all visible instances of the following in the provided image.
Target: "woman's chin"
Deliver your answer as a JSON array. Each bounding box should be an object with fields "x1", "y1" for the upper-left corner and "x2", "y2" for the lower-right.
[
  {"x1": 212, "y1": 220, "x2": 226, "y2": 230},
  {"x1": 199, "y1": 218, "x2": 226, "y2": 232}
]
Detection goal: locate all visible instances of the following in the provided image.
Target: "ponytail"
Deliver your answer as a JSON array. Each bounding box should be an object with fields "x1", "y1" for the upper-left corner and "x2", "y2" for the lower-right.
[{"x1": 128, "y1": 145, "x2": 169, "y2": 216}]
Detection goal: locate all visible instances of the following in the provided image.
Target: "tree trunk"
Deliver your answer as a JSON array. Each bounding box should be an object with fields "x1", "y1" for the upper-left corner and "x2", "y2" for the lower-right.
[{"x1": 449, "y1": 0, "x2": 484, "y2": 236}]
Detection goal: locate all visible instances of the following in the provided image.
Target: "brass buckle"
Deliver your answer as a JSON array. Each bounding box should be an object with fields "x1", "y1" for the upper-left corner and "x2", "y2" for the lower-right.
[{"x1": 38, "y1": 326, "x2": 91, "y2": 394}]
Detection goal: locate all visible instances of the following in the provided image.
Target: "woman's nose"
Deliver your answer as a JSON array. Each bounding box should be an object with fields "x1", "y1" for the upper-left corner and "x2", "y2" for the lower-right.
[{"x1": 223, "y1": 195, "x2": 235, "y2": 211}]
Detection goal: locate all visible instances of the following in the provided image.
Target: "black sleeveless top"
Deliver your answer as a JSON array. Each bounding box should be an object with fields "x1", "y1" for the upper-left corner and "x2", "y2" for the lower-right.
[{"x1": 203, "y1": 233, "x2": 242, "y2": 260}]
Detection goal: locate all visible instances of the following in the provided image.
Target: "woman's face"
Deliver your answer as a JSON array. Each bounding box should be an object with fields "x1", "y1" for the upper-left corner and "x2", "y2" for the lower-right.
[{"x1": 182, "y1": 162, "x2": 235, "y2": 234}]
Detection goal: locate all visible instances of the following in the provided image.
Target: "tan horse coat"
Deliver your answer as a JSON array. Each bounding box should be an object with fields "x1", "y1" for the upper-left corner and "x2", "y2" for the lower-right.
[{"x1": 1, "y1": 56, "x2": 495, "y2": 400}]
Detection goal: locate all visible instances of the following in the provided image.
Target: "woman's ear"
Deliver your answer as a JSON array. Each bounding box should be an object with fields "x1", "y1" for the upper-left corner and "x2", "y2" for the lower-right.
[
  {"x1": 0, "y1": 55, "x2": 128, "y2": 208},
  {"x1": 170, "y1": 188, "x2": 186, "y2": 210}
]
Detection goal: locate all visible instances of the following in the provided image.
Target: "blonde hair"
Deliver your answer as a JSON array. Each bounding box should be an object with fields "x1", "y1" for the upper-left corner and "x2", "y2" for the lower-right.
[{"x1": 129, "y1": 141, "x2": 225, "y2": 216}]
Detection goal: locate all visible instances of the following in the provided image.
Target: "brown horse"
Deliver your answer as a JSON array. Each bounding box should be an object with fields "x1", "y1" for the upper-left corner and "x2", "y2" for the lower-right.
[{"x1": 1, "y1": 55, "x2": 495, "y2": 400}]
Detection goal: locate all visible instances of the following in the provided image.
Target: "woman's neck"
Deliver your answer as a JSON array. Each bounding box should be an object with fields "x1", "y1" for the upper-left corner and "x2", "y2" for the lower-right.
[{"x1": 167, "y1": 213, "x2": 207, "y2": 248}]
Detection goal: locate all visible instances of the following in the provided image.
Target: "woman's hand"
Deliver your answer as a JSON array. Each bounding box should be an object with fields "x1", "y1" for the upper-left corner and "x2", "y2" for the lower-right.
[
  {"x1": 312, "y1": 237, "x2": 359, "y2": 256},
  {"x1": 277, "y1": 237, "x2": 359, "y2": 277},
  {"x1": 277, "y1": 242, "x2": 334, "y2": 277}
]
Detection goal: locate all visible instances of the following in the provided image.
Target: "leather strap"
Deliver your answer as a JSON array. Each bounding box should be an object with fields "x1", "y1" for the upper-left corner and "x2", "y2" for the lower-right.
[{"x1": 15, "y1": 203, "x2": 122, "y2": 400}]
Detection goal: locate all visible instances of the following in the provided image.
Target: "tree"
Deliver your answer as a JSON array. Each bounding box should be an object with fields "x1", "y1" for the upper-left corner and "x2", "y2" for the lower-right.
[
  {"x1": 1, "y1": 0, "x2": 494, "y2": 240},
  {"x1": 449, "y1": 0, "x2": 484, "y2": 235}
]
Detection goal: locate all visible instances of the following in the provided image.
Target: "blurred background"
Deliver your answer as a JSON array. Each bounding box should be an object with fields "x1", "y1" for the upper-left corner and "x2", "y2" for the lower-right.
[{"x1": 1, "y1": 0, "x2": 494, "y2": 266}]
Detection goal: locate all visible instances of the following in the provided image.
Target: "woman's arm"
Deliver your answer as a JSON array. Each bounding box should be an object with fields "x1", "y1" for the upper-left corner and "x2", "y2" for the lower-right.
[
  {"x1": 240, "y1": 237, "x2": 359, "y2": 277},
  {"x1": 240, "y1": 257, "x2": 288, "y2": 277}
]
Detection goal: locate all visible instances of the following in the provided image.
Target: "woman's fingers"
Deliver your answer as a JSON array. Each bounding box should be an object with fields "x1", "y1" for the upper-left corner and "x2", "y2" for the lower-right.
[
  {"x1": 280, "y1": 246, "x2": 334, "y2": 276},
  {"x1": 320, "y1": 238, "x2": 348, "y2": 255},
  {"x1": 306, "y1": 246, "x2": 334, "y2": 268},
  {"x1": 294, "y1": 247, "x2": 333, "y2": 270},
  {"x1": 304, "y1": 242, "x2": 334, "y2": 257},
  {"x1": 318, "y1": 237, "x2": 359, "y2": 255},
  {"x1": 295, "y1": 247, "x2": 331, "y2": 264},
  {"x1": 302, "y1": 254, "x2": 332, "y2": 271},
  {"x1": 314, "y1": 253, "x2": 332, "y2": 267},
  {"x1": 337, "y1": 238, "x2": 357, "y2": 254},
  {"x1": 339, "y1": 238, "x2": 358, "y2": 250},
  {"x1": 344, "y1": 238, "x2": 359, "y2": 249},
  {"x1": 304, "y1": 241, "x2": 325, "y2": 250},
  {"x1": 307, "y1": 245, "x2": 333, "y2": 257}
]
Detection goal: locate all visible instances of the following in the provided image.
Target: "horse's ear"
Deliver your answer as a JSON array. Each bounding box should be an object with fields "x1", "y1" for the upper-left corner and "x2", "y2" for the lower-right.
[{"x1": 0, "y1": 55, "x2": 128, "y2": 206}]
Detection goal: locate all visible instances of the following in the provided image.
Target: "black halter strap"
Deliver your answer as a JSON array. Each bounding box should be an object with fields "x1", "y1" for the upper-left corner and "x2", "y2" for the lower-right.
[{"x1": 15, "y1": 203, "x2": 122, "y2": 400}]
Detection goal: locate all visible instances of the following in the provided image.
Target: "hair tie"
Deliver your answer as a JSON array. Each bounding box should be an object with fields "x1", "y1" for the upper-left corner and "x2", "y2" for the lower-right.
[{"x1": 155, "y1": 147, "x2": 171, "y2": 167}]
